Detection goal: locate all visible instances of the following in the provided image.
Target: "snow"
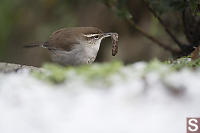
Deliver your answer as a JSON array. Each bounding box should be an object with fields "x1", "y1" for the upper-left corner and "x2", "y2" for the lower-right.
[{"x1": 0, "y1": 62, "x2": 200, "y2": 133}]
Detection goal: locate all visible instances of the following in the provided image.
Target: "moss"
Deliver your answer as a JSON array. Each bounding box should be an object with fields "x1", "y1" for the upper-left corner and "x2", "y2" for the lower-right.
[
  {"x1": 32, "y1": 57, "x2": 200, "y2": 84},
  {"x1": 32, "y1": 63, "x2": 69, "y2": 84},
  {"x1": 166, "y1": 57, "x2": 200, "y2": 70},
  {"x1": 144, "y1": 59, "x2": 168, "y2": 71},
  {"x1": 143, "y1": 59, "x2": 174, "y2": 77},
  {"x1": 32, "y1": 61, "x2": 123, "y2": 84},
  {"x1": 76, "y1": 62, "x2": 123, "y2": 80}
]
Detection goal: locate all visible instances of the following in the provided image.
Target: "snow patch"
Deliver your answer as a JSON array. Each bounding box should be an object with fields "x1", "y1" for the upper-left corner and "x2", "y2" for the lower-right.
[{"x1": 0, "y1": 62, "x2": 200, "y2": 133}]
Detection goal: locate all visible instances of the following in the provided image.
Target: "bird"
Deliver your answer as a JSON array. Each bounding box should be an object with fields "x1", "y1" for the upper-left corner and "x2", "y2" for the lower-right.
[{"x1": 24, "y1": 27, "x2": 118, "y2": 66}]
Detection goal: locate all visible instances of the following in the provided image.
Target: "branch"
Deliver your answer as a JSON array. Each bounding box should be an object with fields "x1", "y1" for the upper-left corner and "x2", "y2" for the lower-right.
[
  {"x1": 143, "y1": 1, "x2": 186, "y2": 50},
  {"x1": 126, "y1": 19, "x2": 180, "y2": 54},
  {"x1": 103, "y1": 1, "x2": 180, "y2": 55}
]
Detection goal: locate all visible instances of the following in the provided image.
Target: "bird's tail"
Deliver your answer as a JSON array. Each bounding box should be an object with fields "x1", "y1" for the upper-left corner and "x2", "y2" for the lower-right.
[{"x1": 23, "y1": 42, "x2": 47, "y2": 48}]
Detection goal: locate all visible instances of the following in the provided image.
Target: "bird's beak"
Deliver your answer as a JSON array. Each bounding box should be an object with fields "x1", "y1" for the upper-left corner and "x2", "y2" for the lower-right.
[{"x1": 102, "y1": 33, "x2": 113, "y2": 38}]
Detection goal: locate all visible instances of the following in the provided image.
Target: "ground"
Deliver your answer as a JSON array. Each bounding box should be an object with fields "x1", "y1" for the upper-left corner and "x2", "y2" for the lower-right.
[{"x1": 0, "y1": 59, "x2": 200, "y2": 133}]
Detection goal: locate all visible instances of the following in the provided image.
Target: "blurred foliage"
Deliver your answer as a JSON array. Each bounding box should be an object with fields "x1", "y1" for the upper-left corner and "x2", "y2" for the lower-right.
[
  {"x1": 147, "y1": 0, "x2": 200, "y2": 15},
  {"x1": 33, "y1": 61, "x2": 123, "y2": 84},
  {"x1": 0, "y1": 0, "x2": 16, "y2": 52},
  {"x1": 32, "y1": 58, "x2": 200, "y2": 84},
  {"x1": 0, "y1": 0, "x2": 80, "y2": 56},
  {"x1": 101, "y1": 0, "x2": 200, "y2": 58},
  {"x1": 101, "y1": 0, "x2": 200, "y2": 19},
  {"x1": 146, "y1": 0, "x2": 187, "y2": 14},
  {"x1": 144, "y1": 59, "x2": 173, "y2": 75},
  {"x1": 189, "y1": 0, "x2": 200, "y2": 15},
  {"x1": 166, "y1": 57, "x2": 200, "y2": 69},
  {"x1": 100, "y1": 0, "x2": 132, "y2": 20}
]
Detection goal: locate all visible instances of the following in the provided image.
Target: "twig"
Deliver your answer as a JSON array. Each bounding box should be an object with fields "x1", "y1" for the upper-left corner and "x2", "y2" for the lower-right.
[
  {"x1": 103, "y1": 1, "x2": 180, "y2": 55},
  {"x1": 126, "y1": 19, "x2": 180, "y2": 54},
  {"x1": 143, "y1": 1, "x2": 186, "y2": 50}
]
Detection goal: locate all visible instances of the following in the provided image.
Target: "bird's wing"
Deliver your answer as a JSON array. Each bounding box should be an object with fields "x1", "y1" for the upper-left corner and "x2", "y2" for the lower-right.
[{"x1": 45, "y1": 28, "x2": 80, "y2": 51}]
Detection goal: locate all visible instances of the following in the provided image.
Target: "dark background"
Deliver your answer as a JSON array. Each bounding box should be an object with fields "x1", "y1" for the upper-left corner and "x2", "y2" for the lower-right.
[{"x1": 0, "y1": 0, "x2": 187, "y2": 66}]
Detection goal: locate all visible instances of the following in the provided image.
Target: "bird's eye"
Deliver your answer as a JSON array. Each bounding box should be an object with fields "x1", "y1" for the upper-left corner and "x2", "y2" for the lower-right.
[{"x1": 93, "y1": 35, "x2": 99, "y2": 39}]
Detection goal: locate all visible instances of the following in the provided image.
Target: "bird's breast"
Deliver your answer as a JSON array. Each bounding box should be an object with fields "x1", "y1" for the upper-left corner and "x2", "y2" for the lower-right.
[{"x1": 50, "y1": 44, "x2": 100, "y2": 65}]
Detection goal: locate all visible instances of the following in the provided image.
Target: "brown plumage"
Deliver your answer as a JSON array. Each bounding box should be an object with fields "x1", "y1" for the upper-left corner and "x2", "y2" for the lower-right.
[
  {"x1": 45, "y1": 27, "x2": 103, "y2": 51},
  {"x1": 24, "y1": 27, "x2": 103, "y2": 51}
]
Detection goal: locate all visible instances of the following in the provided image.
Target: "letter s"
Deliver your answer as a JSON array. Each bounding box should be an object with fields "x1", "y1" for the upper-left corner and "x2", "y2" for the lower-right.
[{"x1": 188, "y1": 119, "x2": 198, "y2": 132}]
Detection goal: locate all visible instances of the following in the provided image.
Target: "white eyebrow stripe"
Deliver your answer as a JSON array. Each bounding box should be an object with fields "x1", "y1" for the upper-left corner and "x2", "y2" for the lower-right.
[{"x1": 83, "y1": 34, "x2": 100, "y2": 37}]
